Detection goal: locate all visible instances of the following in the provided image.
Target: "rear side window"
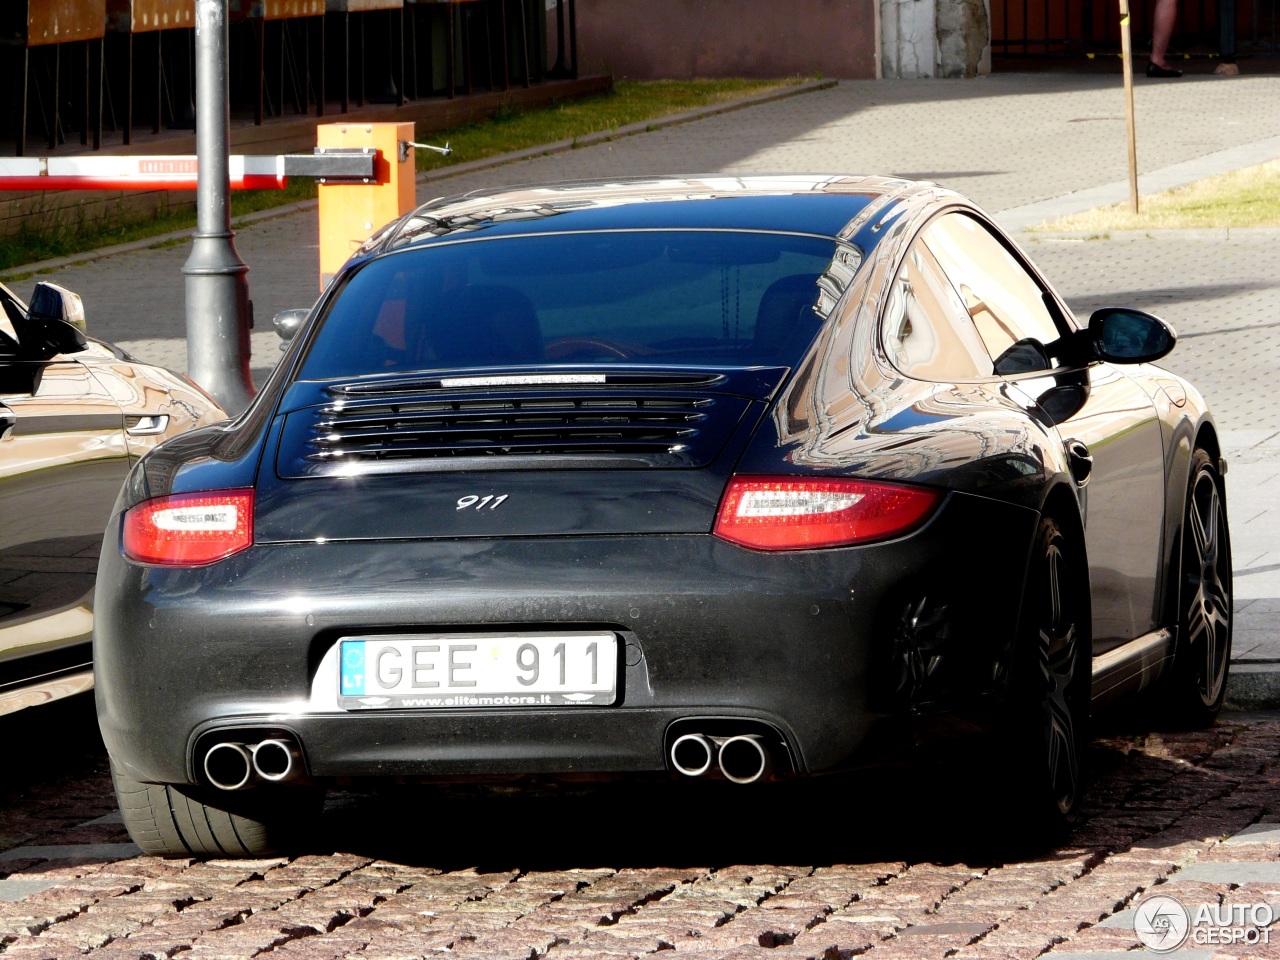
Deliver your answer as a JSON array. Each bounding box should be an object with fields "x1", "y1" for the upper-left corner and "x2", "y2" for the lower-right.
[
  {"x1": 298, "y1": 231, "x2": 840, "y2": 380},
  {"x1": 922, "y1": 213, "x2": 1063, "y2": 361},
  {"x1": 881, "y1": 240, "x2": 991, "y2": 381}
]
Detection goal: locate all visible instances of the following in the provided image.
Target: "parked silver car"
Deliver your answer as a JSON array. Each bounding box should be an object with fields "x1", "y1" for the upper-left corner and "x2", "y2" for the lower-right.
[{"x1": 1, "y1": 280, "x2": 225, "y2": 715}]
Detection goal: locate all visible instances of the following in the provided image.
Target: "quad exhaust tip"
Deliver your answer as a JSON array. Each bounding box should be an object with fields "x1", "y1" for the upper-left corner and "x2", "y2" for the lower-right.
[
  {"x1": 717, "y1": 734, "x2": 770, "y2": 784},
  {"x1": 203, "y1": 741, "x2": 254, "y2": 791},
  {"x1": 670, "y1": 733, "x2": 715, "y2": 777},
  {"x1": 669, "y1": 731, "x2": 772, "y2": 784},
  {"x1": 251, "y1": 739, "x2": 301, "y2": 782},
  {"x1": 203, "y1": 737, "x2": 303, "y2": 790}
]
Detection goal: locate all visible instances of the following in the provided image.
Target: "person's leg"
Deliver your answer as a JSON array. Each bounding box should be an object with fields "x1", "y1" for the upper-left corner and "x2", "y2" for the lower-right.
[{"x1": 1151, "y1": 0, "x2": 1177, "y2": 68}]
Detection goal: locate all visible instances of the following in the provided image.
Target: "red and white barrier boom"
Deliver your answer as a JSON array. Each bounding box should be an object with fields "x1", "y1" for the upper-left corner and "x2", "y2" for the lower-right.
[{"x1": 0, "y1": 150, "x2": 376, "y2": 191}]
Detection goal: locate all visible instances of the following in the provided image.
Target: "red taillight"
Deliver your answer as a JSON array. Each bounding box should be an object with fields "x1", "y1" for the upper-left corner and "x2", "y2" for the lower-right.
[
  {"x1": 122, "y1": 490, "x2": 254, "y2": 566},
  {"x1": 713, "y1": 476, "x2": 942, "y2": 551}
]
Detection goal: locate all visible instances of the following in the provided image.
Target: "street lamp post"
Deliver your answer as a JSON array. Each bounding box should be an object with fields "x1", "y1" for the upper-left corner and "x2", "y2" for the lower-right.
[{"x1": 183, "y1": 0, "x2": 255, "y2": 415}]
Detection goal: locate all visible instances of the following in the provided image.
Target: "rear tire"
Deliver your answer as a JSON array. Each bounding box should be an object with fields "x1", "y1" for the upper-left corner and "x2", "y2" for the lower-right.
[
  {"x1": 112, "y1": 762, "x2": 321, "y2": 858},
  {"x1": 1003, "y1": 515, "x2": 1090, "y2": 839},
  {"x1": 1157, "y1": 448, "x2": 1232, "y2": 727}
]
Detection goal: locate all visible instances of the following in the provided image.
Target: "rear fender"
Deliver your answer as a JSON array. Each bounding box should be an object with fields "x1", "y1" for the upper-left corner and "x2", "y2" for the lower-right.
[
  {"x1": 1000, "y1": 481, "x2": 1089, "y2": 702},
  {"x1": 1157, "y1": 412, "x2": 1221, "y2": 633}
]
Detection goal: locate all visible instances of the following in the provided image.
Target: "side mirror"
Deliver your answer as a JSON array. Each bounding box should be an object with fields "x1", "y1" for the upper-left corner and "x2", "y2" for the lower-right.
[
  {"x1": 272, "y1": 308, "x2": 310, "y2": 346},
  {"x1": 1088, "y1": 308, "x2": 1175, "y2": 364},
  {"x1": 16, "y1": 282, "x2": 88, "y2": 359}
]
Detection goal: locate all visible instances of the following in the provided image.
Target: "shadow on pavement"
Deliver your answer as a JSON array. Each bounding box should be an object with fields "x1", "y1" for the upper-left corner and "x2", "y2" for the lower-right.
[
  {"x1": 0, "y1": 693, "x2": 105, "y2": 796},
  {"x1": 318, "y1": 699, "x2": 1272, "y2": 872},
  {"x1": 0, "y1": 692, "x2": 117, "y2": 843},
  {"x1": 316, "y1": 722, "x2": 1229, "y2": 872},
  {"x1": 1062, "y1": 280, "x2": 1279, "y2": 313}
]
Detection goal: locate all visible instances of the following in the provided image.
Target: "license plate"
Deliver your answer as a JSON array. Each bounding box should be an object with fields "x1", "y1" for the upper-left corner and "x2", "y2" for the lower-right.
[{"x1": 338, "y1": 632, "x2": 618, "y2": 710}]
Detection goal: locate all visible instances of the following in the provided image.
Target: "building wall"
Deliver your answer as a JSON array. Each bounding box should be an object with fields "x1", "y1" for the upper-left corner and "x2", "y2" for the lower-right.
[
  {"x1": 881, "y1": 0, "x2": 990, "y2": 78},
  {"x1": 560, "y1": 0, "x2": 879, "y2": 80},
  {"x1": 880, "y1": 0, "x2": 935, "y2": 77}
]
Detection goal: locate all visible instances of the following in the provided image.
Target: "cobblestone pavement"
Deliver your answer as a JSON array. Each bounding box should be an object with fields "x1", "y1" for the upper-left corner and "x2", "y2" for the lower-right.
[
  {"x1": 2, "y1": 698, "x2": 1280, "y2": 959},
  {"x1": 975, "y1": 231, "x2": 1280, "y2": 446}
]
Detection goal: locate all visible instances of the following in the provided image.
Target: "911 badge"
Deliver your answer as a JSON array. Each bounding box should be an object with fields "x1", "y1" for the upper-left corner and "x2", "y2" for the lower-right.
[{"x1": 457, "y1": 494, "x2": 508, "y2": 511}]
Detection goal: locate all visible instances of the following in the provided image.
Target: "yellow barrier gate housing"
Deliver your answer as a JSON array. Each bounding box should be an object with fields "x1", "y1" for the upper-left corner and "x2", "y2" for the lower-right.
[{"x1": 317, "y1": 121, "x2": 416, "y2": 291}]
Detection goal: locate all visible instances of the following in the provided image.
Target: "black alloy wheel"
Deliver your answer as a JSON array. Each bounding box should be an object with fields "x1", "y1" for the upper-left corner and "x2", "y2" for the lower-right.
[
  {"x1": 1162, "y1": 448, "x2": 1233, "y2": 726},
  {"x1": 1006, "y1": 515, "x2": 1089, "y2": 835}
]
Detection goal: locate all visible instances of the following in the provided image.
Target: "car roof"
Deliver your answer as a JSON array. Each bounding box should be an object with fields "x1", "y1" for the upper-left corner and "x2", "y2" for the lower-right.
[{"x1": 364, "y1": 175, "x2": 948, "y2": 257}]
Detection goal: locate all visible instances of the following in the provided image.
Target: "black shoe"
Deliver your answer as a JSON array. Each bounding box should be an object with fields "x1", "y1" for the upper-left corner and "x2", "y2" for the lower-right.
[{"x1": 1146, "y1": 61, "x2": 1183, "y2": 78}]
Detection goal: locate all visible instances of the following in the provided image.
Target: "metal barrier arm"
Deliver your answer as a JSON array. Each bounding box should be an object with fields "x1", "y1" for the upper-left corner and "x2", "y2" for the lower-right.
[{"x1": 0, "y1": 151, "x2": 378, "y2": 191}]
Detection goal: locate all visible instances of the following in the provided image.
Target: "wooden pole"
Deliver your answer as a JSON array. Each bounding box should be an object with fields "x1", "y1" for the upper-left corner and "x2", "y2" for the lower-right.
[{"x1": 1119, "y1": 0, "x2": 1140, "y2": 214}]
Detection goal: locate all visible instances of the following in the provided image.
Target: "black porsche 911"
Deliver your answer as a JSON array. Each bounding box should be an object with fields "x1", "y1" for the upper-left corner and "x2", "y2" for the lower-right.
[{"x1": 94, "y1": 175, "x2": 1232, "y2": 857}]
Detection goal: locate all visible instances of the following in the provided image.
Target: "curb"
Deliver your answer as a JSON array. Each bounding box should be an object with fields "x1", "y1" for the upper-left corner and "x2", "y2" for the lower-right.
[
  {"x1": 1225, "y1": 662, "x2": 1280, "y2": 712},
  {"x1": 994, "y1": 132, "x2": 1280, "y2": 232},
  {"x1": 0, "y1": 78, "x2": 837, "y2": 282}
]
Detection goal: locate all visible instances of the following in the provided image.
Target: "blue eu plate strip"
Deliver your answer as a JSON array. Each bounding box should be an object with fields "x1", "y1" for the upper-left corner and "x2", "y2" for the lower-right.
[{"x1": 340, "y1": 641, "x2": 366, "y2": 697}]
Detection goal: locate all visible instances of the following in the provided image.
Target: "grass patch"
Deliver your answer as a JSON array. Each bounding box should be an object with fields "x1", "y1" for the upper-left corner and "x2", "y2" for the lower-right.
[
  {"x1": 1033, "y1": 158, "x2": 1280, "y2": 232},
  {"x1": 0, "y1": 78, "x2": 806, "y2": 277}
]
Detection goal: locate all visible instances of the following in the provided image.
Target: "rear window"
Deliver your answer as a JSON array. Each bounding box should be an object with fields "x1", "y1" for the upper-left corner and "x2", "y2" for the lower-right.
[{"x1": 298, "y1": 230, "x2": 839, "y2": 380}]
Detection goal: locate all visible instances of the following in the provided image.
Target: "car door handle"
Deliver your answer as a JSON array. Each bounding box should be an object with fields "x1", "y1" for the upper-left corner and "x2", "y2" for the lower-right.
[
  {"x1": 1065, "y1": 438, "x2": 1093, "y2": 486},
  {"x1": 125, "y1": 414, "x2": 170, "y2": 437}
]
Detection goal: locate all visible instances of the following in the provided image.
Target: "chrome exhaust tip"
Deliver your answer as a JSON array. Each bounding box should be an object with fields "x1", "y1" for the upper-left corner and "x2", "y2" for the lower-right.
[
  {"x1": 203, "y1": 741, "x2": 254, "y2": 791},
  {"x1": 670, "y1": 733, "x2": 715, "y2": 777},
  {"x1": 251, "y1": 739, "x2": 300, "y2": 782},
  {"x1": 717, "y1": 734, "x2": 770, "y2": 784}
]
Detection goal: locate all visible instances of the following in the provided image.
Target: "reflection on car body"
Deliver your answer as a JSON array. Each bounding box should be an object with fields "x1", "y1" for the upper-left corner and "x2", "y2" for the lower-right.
[
  {"x1": 91, "y1": 176, "x2": 1232, "y2": 858},
  {"x1": 0, "y1": 281, "x2": 225, "y2": 715}
]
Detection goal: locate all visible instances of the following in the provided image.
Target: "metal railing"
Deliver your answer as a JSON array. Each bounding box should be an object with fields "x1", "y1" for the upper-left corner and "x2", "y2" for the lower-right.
[{"x1": 1, "y1": 1, "x2": 554, "y2": 156}]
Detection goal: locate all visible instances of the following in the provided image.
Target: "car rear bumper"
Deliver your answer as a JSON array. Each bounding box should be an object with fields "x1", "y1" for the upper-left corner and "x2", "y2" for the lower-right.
[
  {"x1": 94, "y1": 490, "x2": 1036, "y2": 786},
  {"x1": 190, "y1": 707, "x2": 792, "y2": 780}
]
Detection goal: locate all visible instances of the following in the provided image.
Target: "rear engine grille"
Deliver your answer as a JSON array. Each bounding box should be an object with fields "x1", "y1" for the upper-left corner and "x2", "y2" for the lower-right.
[
  {"x1": 312, "y1": 395, "x2": 710, "y2": 460},
  {"x1": 277, "y1": 389, "x2": 753, "y2": 476}
]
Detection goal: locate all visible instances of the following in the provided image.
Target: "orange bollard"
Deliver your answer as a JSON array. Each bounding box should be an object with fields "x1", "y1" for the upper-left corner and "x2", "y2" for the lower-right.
[{"x1": 317, "y1": 121, "x2": 415, "y2": 291}]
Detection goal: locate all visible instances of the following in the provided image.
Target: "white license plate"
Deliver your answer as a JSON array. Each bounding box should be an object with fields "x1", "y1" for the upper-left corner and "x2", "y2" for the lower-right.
[{"x1": 338, "y1": 632, "x2": 618, "y2": 710}]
